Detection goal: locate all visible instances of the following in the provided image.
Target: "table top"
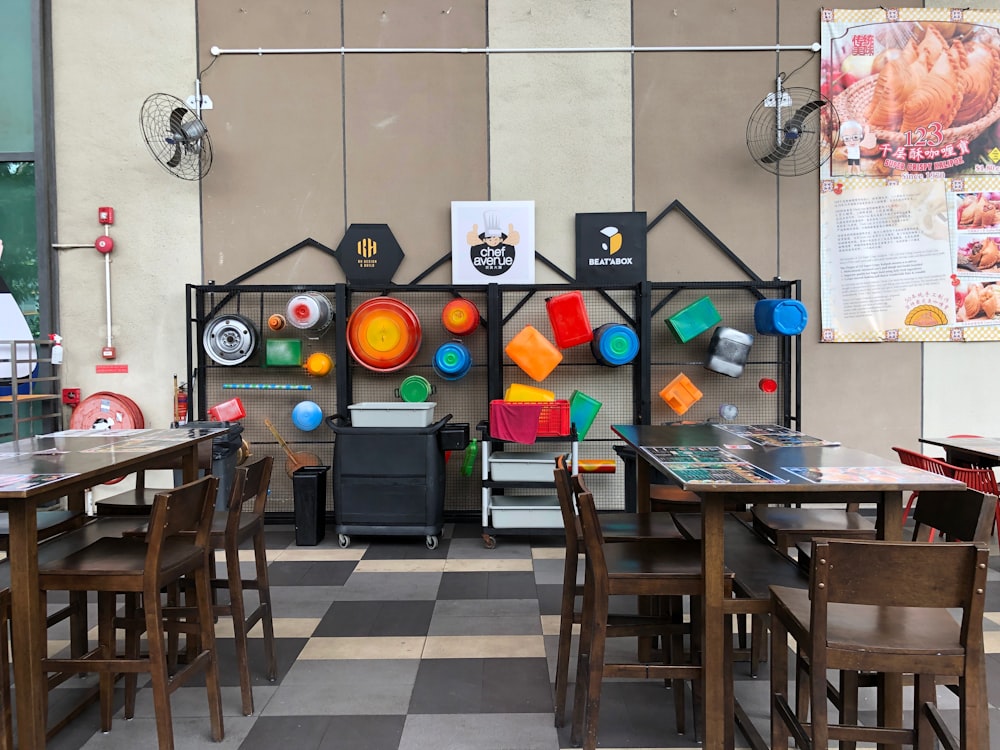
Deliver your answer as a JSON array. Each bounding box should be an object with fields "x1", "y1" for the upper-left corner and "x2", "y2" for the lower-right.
[
  {"x1": 613, "y1": 423, "x2": 965, "y2": 493},
  {"x1": 920, "y1": 435, "x2": 1000, "y2": 461},
  {"x1": 0, "y1": 427, "x2": 224, "y2": 499}
]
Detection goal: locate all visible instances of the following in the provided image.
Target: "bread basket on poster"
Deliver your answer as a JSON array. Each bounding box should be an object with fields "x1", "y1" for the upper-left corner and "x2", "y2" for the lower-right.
[{"x1": 834, "y1": 76, "x2": 1000, "y2": 149}]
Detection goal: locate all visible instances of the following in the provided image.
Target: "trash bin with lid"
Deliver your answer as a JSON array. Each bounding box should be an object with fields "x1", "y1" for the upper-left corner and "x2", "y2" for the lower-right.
[
  {"x1": 293, "y1": 465, "x2": 329, "y2": 545},
  {"x1": 182, "y1": 420, "x2": 245, "y2": 509}
]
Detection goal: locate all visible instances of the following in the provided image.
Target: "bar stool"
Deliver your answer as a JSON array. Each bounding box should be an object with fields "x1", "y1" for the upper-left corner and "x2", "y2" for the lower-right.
[
  {"x1": 770, "y1": 538, "x2": 989, "y2": 749},
  {"x1": 38, "y1": 476, "x2": 224, "y2": 749},
  {"x1": 572, "y1": 479, "x2": 734, "y2": 750},
  {"x1": 551, "y1": 456, "x2": 687, "y2": 730}
]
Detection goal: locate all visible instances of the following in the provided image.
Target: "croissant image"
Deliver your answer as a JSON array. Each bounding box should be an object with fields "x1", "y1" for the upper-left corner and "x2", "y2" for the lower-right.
[
  {"x1": 981, "y1": 202, "x2": 998, "y2": 229},
  {"x1": 958, "y1": 194, "x2": 984, "y2": 226},
  {"x1": 983, "y1": 285, "x2": 999, "y2": 318},
  {"x1": 899, "y1": 44, "x2": 964, "y2": 133},
  {"x1": 965, "y1": 284, "x2": 982, "y2": 318},
  {"x1": 862, "y1": 24, "x2": 1000, "y2": 134},
  {"x1": 979, "y1": 237, "x2": 1000, "y2": 270},
  {"x1": 956, "y1": 41, "x2": 1000, "y2": 124}
]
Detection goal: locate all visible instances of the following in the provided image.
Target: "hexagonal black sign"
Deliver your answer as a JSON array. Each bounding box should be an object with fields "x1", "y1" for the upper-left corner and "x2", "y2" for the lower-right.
[{"x1": 334, "y1": 224, "x2": 404, "y2": 284}]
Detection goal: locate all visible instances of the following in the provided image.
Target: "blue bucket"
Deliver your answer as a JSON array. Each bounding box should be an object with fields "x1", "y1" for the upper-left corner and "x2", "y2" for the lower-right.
[
  {"x1": 433, "y1": 341, "x2": 472, "y2": 380},
  {"x1": 754, "y1": 299, "x2": 807, "y2": 336},
  {"x1": 590, "y1": 323, "x2": 639, "y2": 367}
]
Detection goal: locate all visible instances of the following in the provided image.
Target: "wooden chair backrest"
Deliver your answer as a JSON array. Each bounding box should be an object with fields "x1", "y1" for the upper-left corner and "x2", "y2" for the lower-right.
[
  {"x1": 811, "y1": 539, "x2": 987, "y2": 613},
  {"x1": 146, "y1": 475, "x2": 217, "y2": 578},
  {"x1": 911, "y1": 487, "x2": 997, "y2": 542},
  {"x1": 224, "y1": 455, "x2": 274, "y2": 538},
  {"x1": 573, "y1": 488, "x2": 609, "y2": 591},
  {"x1": 553, "y1": 455, "x2": 580, "y2": 554}
]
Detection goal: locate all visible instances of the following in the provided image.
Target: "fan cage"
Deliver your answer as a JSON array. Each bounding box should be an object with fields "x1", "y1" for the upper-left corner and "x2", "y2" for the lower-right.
[{"x1": 746, "y1": 86, "x2": 838, "y2": 176}]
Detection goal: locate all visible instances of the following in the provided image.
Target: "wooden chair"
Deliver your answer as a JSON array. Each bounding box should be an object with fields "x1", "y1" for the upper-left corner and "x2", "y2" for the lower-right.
[
  {"x1": 769, "y1": 538, "x2": 989, "y2": 750},
  {"x1": 551, "y1": 455, "x2": 687, "y2": 730},
  {"x1": 200, "y1": 455, "x2": 277, "y2": 715},
  {"x1": 572, "y1": 478, "x2": 734, "y2": 750},
  {"x1": 38, "y1": 475, "x2": 224, "y2": 750}
]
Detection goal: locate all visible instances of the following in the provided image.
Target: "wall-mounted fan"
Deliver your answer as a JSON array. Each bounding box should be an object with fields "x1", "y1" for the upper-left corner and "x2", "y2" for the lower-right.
[
  {"x1": 746, "y1": 75, "x2": 838, "y2": 177},
  {"x1": 140, "y1": 93, "x2": 213, "y2": 180}
]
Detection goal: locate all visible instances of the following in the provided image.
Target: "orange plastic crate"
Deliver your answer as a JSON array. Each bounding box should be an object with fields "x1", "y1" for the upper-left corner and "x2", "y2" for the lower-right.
[{"x1": 490, "y1": 399, "x2": 571, "y2": 437}]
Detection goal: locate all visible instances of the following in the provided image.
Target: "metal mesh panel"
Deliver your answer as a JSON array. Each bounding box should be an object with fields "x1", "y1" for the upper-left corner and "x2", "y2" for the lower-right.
[{"x1": 190, "y1": 280, "x2": 797, "y2": 519}]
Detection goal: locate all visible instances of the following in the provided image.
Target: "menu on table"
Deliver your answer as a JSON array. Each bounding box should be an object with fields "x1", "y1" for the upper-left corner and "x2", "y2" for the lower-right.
[
  {"x1": 639, "y1": 445, "x2": 788, "y2": 485},
  {"x1": 785, "y1": 465, "x2": 962, "y2": 484},
  {"x1": 714, "y1": 424, "x2": 840, "y2": 448},
  {"x1": 0, "y1": 473, "x2": 79, "y2": 490}
]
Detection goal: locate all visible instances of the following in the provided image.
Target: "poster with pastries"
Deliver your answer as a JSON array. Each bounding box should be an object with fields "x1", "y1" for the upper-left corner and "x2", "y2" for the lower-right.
[{"x1": 820, "y1": 8, "x2": 1000, "y2": 342}]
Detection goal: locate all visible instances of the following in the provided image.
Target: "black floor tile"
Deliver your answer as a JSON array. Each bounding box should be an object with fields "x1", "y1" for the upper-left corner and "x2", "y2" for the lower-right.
[
  {"x1": 313, "y1": 600, "x2": 436, "y2": 637},
  {"x1": 266, "y1": 560, "x2": 357, "y2": 586},
  {"x1": 360, "y1": 539, "x2": 451, "y2": 559},
  {"x1": 318, "y1": 714, "x2": 407, "y2": 749},
  {"x1": 437, "y1": 571, "x2": 537, "y2": 600},
  {"x1": 409, "y1": 658, "x2": 553, "y2": 714},
  {"x1": 240, "y1": 714, "x2": 332, "y2": 749}
]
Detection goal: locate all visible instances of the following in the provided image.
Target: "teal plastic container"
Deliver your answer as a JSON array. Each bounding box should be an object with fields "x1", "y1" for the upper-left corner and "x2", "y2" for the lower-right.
[
  {"x1": 569, "y1": 390, "x2": 602, "y2": 440},
  {"x1": 432, "y1": 341, "x2": 472, "y2": 380},
  {"x1": 754, "y1": 298, "x2": 808, "y2": 335},
  {"x1": 667, "y1": 296, "x2": 721, "y2": 343}
]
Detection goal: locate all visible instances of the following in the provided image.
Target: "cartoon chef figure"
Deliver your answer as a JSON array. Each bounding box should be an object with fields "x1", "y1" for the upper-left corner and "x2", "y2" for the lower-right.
[
  {"x1": 839, "y1": 119, "x2": 875, "y2": 177},
  {"x1": 466, "y1": 210, "x2": 520, "y2": 277}
]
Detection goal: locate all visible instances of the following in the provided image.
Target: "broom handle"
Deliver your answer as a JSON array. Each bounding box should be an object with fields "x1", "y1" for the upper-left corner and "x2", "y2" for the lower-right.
[{"x1": 263, "y1": 418, "x2": 297, "y2": 462}]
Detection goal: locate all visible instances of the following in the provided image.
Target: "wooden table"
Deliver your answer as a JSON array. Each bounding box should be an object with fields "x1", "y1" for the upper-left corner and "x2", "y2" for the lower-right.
[
  {"x1": 612, "y1": 423, "x2": 965, "y2": 750},
  {"x1": 920, "y1": 435, "x2": 1000, "y2": 467},
  {"x1": 0, "y1": 426, "x2": 224, "y2": 748}
]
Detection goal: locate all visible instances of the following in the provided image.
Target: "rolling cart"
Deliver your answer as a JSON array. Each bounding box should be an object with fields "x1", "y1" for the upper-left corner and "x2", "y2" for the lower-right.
[{"x1": 326, "y1": 413, "x2": 453, "y2": 549}]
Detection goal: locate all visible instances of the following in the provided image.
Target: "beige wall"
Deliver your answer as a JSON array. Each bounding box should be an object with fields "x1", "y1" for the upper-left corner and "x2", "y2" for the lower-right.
[{"x1": 48, "y1": 0, "x2": 1000, "y2": 467}]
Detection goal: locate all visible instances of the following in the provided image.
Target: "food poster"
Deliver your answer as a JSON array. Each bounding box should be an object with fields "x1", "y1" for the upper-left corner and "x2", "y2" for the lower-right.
[{"x1": 819, "y1": 8, "x2": 1000, "y2": 342}]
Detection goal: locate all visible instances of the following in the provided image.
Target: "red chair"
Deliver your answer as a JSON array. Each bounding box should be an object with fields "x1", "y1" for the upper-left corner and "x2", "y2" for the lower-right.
[{"x1": 891, "y1": 447, "x2": 957, "y2": 533}]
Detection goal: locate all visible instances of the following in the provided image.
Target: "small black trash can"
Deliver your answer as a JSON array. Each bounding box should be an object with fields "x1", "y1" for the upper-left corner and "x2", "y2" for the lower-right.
[
  {"x1": 293, "y1": 465, "x2": 329, "y2": 545},
  {"x1": 172, "y1": 420, "x2": 245, "y2": 509}
]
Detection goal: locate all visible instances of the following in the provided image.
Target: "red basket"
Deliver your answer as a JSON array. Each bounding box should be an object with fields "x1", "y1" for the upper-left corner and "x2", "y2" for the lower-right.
[{"x1": 490, "y1": 399, "x2": 571, "y2": 437}]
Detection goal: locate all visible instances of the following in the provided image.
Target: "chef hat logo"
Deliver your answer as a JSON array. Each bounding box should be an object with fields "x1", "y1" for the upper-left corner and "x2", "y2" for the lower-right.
[{"x1": 483, "y1": 210, "x2": 503, "y2": 237}]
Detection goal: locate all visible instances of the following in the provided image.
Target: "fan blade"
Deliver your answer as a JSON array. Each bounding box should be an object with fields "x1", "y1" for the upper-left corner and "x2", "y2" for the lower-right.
[
  {"x1": 166, "y1": 144, "x2": 182, "y2": 168},
  {"x1": 785, "y1": 100, "x2": 825, "y2": 132},
  {"x1": 169, "y1": 107, "x2": 187, "y2": 136},
  {"x1": 760, "y1": 100, "x2": 825, "y2": 164}
]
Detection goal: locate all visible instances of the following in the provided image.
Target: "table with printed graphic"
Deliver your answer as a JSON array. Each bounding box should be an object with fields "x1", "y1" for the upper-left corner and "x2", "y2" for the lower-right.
[
  {"x1": 0, "y1": 427, "x2": 224, "y2": 748},
  {"x1": 612, "y1": 423, "x2": 965, "y2": 750}
]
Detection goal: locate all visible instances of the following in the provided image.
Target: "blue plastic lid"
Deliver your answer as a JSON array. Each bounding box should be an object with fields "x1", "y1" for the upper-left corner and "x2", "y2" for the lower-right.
[
  {"x1": 592, "y1": 324, "x2": 639, "y2": 366},
  {"x1": 433, "y1": 341, "x2": 472, "y2": 379}
]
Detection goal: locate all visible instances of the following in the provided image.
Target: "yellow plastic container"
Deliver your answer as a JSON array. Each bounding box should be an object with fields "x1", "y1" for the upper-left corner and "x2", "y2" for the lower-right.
[
  {"x1": 505, "y1": 325, "x2": 563, "y2": 382},
  {"x1": 505, "y1": 383, "x2": 555, "y2": 402},
  {"x1": 659, "y1": 372, "x2": 703, "y2": 415}
]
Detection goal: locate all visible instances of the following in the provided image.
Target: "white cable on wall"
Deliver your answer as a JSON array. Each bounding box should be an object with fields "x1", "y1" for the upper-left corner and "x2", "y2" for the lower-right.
[{"x1": 210, "y1": 43, "x2": 821, "y2": 56}]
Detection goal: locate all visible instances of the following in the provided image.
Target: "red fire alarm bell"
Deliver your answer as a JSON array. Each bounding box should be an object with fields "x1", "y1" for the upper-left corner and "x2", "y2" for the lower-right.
[{"x1": 98, "y1": 207, "x2": 114, "y2": 225}]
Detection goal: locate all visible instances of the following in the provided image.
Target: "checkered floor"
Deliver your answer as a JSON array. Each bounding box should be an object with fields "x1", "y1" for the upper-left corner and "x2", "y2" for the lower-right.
[{"x1": 34, "y1": 522, "x2": 1000, "y2": 749}]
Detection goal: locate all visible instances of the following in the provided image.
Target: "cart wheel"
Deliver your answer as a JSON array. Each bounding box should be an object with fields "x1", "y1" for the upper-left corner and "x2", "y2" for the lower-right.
[
  {"x1": 425, "y1": 535, "x2": 439, "y2": 550},
  {"x1": 338, "y1": 534, "x2": 351, "y2": 548},
  {"x1": 482, "y1": 533, "x2": 497, "y2": 550}
]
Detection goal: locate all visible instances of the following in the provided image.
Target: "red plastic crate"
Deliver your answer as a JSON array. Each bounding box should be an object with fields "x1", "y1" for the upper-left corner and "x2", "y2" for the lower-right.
[{"x1": 490, "y1": 399, "x2": 570, "y2": 437}]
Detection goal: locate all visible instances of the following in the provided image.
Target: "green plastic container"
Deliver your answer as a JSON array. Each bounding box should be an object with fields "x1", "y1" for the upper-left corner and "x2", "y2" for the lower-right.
[
  {"x1": 265, "y1": 339, "x2": 302, "y2": 366},
  {"x1": 569, "y1": 390, "x2": 602, "y2": 440},
  {"x1": 666, "y1": 296, "x2": 722, "y2": 343}
]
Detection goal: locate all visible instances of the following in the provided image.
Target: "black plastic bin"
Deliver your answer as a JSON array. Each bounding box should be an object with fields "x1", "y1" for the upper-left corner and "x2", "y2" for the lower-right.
[
  {"x1": 326, "y1": 414, "x2": 450, "y2": 549},
  {"x1": 292, "y1": 465, "x2": 329, "y2": 545},
  {"x1": 173, "y1": 420, "x2": 244, "y2": 510}
]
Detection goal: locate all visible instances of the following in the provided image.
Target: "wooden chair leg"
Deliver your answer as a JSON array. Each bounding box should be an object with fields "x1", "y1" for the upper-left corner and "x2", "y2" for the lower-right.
[
  {"x1": 253, "y1": 529, "x2": 277, "y2": 682},
  {"x1": 227, "y1": 541, "x2": 254, "y2": 716},
  {"x1": 914, "y1": 673, "x2": 936, "y2": 750},
  {"x1": 770, "y1": 611, "x2": 790, "y2": 750},
  {"x1": 570, "y1": 565, "x2": 595, "y2": 747},
  {"x1": 142, "y1": 589, "x2": 176, "y2": 750},
  {"x1": 668, "y1": 595, "x2": 686, "y2": 735},
  {"x1": 123, "y1": 593, "x2": 140, "y2": 720},
  {"x1": 839, "y1": 669, "x2": 858, "y2": 750},
  {"x1": 581, "y1": 585, "x2": 609, "y2": 750},
  {"x1": 195, "y1": 563, "x2": 225, "y2": 742},
  {"x1": 97, "y1": 591, "x2": 116, "y2": 734},
  {"x1": 553, "y1": 551, "x2": 578, "y2": 727},
  {"x1": 960, "y1": 647, "x2": 988, "y2": 750}
]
